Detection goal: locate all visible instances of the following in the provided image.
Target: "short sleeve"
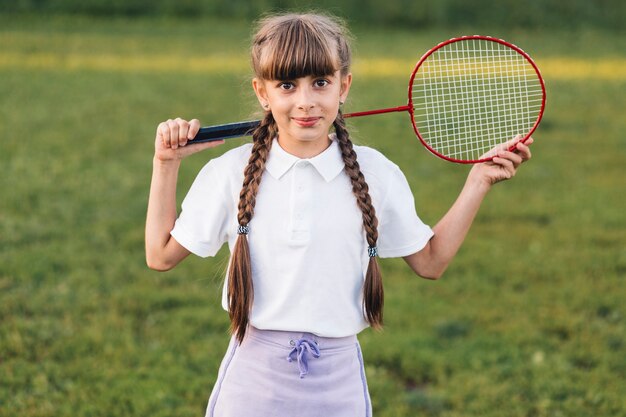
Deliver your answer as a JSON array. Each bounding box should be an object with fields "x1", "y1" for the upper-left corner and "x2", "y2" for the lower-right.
[
  {"x1": 376, "y1": 165, "x2": 433, "y2": 258},
  {"x1": 170, "y1": 161, "x2": 232, "y2": 258}
]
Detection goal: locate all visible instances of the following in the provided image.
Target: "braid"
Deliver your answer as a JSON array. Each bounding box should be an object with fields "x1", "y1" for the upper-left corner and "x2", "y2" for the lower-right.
[
  {"x1": 334, "y1": 112, "x2": 384, "y2": 329},
  {"x1": 228, "y1": 112, "x2": 276, "y2": 344}
]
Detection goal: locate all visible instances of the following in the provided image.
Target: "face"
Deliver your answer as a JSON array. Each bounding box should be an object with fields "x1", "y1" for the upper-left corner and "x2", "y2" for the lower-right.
[{"x1": 253, "y1": 71, "x2": 352, "y2": 153}]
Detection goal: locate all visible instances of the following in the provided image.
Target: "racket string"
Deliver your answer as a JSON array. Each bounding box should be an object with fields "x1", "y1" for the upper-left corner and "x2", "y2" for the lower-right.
[{"x1": 411, "y1": 38, "x2": 543, "y2": 161}]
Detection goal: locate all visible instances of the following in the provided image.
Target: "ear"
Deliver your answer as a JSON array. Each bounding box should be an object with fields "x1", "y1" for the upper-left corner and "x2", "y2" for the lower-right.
[
  {"x1": 339, "y1": 73, "x2": 353, "y2": 103},
  {"x1": 252, "y1": 78, "x2": 269, "y2": 109}
]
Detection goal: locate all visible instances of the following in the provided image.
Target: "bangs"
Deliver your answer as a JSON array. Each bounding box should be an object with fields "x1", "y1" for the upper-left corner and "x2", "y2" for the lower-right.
[{"x1": 256, "y1": 19, "x2": 340, "y2": 80}]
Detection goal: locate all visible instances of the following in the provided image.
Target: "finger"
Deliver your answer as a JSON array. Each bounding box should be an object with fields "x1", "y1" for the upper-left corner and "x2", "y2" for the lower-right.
[
  {"x1": 176, "y1": 139, "x2": 225, "y2": 158},
  {"x1": 479, "y1": 134, "x2": 523, "y2": 160},
  {"x1": 492, "y1": 156, "x2": 516, "y2": 178},
  {"x1": 158, "y1": 121, "x2": 172, "y2": 148},
  {"x1": 176, "y1": 118, "x2": 189, "y2": 147},
  {"x1": 167, "y1": 119, "x2": 180, "y2": 149},
  {"x1": 500, "y1": 134, "x2": 523, "y2": 152},
  {"x1": 187, "y1": 119, "x2": 201, "y2": 141},
  {"x1": 497, "y1": 150, "x2": 523, "y2": 167},
  {"x1": 515, "y1": 139, "x2": 533, "y2": 161}
]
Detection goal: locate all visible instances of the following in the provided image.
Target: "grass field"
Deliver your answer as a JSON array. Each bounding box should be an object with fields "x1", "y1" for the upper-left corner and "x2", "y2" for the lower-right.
[{"x1": 1, "y1": 14, "x2": 625, "y2": 417}]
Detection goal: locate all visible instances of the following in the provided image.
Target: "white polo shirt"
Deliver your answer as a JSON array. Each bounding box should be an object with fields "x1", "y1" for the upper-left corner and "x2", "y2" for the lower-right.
[{"x1": 171, "y1": 136, "x2": 433, "y2": 337}]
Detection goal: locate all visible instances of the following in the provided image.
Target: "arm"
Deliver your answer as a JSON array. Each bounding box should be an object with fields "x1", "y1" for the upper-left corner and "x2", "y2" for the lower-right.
[
  {"x1": 145, "y1": 118, "x2": 224, "y2": 271},
  {"x1": 403, "y1": 138, "x2": 534, "y2": 279}
]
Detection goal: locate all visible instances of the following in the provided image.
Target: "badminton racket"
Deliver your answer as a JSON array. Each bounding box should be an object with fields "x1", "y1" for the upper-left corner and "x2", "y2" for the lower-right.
[{"x1": 192, "y1": 36, "x2": 546, "y2": 164}]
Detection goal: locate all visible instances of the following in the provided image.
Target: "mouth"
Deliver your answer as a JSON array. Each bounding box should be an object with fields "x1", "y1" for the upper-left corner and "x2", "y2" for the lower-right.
[{"x1": 292, "y1": 117, "x2": 321, "y2": 127}]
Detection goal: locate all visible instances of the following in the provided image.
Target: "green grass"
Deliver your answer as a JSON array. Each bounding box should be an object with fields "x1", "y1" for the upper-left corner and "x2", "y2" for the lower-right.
[{"x1": 1, "y1": 14, "x2": 625, "y2": 417}]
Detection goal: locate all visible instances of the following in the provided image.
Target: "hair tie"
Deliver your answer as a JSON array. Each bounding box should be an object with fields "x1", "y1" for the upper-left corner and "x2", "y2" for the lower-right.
[
  {"x1": 367, "y1": 246, "x2": 378, "y2": 258},
  {"x1": 237, "y1": 225, "x2": 250, "y2": 235}
]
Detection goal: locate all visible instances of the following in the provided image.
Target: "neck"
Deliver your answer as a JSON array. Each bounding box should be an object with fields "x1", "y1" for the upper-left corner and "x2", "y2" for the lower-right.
[{"x1": 277, "y1": 135, "x2": 332, "y2": 159}]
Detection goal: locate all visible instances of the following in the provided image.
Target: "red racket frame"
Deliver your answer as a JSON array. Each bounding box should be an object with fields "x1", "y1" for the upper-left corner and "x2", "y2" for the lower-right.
[{"x1": 344, "y1": 35, "x2": 546, "y2": 163}]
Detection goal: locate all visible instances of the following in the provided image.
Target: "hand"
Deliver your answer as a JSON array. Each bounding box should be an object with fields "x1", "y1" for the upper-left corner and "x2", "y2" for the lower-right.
[
  {"x1": 154, "y1": 118, "x2": 224, "y2": 161},
  {"x1": 468, "y1": 136, "x2": 534, "y2": 189}
]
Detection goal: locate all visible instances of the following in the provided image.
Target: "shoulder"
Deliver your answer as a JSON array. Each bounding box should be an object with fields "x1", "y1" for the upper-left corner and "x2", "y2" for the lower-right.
[
  {"x1": 198, "y1": 142, "x2": 253, "y2": 177},
  {"x1": 351, "y1": 144, "x2": 416, "y2": 209},
  {"x1": 188, "y1": 143, "x2": 252, "y2": 197},
  {"x1": 352, "y1": 144, "x2": 402, "y2": 183}
]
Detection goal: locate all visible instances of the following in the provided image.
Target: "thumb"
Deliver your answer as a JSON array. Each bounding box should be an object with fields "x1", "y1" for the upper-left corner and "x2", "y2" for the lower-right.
[{"x1": 177, "y1": 139, "x2": 225, "y2": 158}]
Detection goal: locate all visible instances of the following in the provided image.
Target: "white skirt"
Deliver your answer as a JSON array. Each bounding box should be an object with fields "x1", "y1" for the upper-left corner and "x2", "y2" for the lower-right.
[{"x1": 205, "y1": 326, "x2": 372, "y2": 417}]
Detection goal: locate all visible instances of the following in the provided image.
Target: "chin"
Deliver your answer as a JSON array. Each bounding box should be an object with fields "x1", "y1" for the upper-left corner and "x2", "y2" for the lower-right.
[{"x1": 296, "y1": 131, "x2": 330, "y2": 143}]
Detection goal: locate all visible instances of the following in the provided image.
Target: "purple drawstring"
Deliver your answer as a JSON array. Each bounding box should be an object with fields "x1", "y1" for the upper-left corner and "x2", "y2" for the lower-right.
[{"x1": 286, "y1": 338, "x2": 321, "y2": 378}]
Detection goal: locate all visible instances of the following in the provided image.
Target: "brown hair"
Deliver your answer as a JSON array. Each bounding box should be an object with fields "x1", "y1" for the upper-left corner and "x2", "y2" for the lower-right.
[{"x1": 228, "y1": 13, "x2": 383, "y2": 344}]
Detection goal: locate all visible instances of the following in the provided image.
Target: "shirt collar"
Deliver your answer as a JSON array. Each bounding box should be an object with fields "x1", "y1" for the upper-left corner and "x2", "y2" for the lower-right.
[{"x1": 265, "y1": 135, "x2": 345, "y2": 182}]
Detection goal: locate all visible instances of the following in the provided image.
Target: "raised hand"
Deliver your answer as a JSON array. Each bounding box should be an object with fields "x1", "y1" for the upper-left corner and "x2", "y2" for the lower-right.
[
  {"x1": 155, "y1": 118, "x2": 224, "y2": 161},
  {"x1": 468, "y1": 137, "x2": 534, "y2": 188}
]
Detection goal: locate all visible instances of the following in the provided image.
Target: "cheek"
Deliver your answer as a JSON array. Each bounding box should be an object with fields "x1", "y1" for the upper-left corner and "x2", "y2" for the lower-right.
[
  {"x1": 321, "y1": 90, "x2": 342, "y2": 111},
  {"x1": 267, "y1": 94, "x2": 290, "y2": 111},
  {"x1": 325, "y1": 100, "x2": 341, "y2": 118}
]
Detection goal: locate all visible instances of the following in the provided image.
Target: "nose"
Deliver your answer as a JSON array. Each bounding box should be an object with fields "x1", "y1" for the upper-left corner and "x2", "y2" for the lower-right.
[{"x1": 296, "y1": 86, "x2": 315, "y2": 111}]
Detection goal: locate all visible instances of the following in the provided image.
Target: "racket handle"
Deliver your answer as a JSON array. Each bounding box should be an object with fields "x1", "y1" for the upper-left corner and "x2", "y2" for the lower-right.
[
  {"x1": 192, "y1": 104, "x2": 410, "y2": 143},
  {"x1": 192, "y1": 120, "x2": 260, "y2": 143}
]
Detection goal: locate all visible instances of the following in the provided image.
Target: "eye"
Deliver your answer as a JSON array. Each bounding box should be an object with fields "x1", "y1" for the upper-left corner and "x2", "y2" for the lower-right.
[
  {"x1": 314, "y1": 79, "x2": 330, "y2": 88},
  {"x1": 278, "y1": 81, "x2": 295, "y2": 90}
]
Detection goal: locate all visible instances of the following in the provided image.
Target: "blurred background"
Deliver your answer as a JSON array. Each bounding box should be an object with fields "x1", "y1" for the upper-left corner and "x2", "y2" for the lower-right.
[{"x1": 1, "y1": 1, "x2": 625, "y2": 416}]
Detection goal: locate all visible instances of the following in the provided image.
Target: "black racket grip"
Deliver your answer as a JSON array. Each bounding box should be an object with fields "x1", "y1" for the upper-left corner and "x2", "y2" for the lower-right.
[{"x1": 192, "y1": 120, "x2": 260, "y2": 143}]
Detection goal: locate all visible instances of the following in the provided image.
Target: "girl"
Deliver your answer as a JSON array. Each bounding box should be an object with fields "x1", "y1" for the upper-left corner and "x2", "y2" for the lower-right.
[{"x1": 145, "y1": 13, "x2": 533, "y2": 417}]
